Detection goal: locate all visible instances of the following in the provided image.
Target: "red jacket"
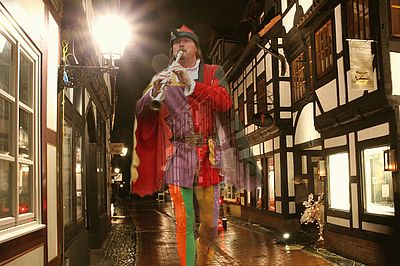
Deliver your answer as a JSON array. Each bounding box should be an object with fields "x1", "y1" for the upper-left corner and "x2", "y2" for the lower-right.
[{"x1": 131, "y1": 63, "x2": 231, "y2": 196}]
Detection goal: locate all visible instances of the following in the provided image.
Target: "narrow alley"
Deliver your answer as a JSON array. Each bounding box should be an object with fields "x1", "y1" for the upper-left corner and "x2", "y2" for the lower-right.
[{"x1": 91, "y1": 198, "x2": 364, "y2": 266}]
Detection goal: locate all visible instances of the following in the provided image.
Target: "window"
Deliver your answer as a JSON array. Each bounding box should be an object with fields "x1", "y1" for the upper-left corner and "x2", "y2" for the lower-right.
[
  {"x1": 76, "y1": 133, "x2": 83, "y2": 220},
  {"x1": 63, "y1": 121, "x2": 73, "y2": 226},
  {"x1": 62, "y1": 91, "x2": 85, "y2": 243},
  {"x1": 315, "y1": 20, "x2": 333, "y2": 78},
  {"x1": 238, "y1": 93, "x2": 245, "y2": 126},
  {"x1": 246, "y1": 84, "x2": 254, "y2": 125},
  {"x1": 267, "y1": 157, "x2": 275, "y2": 211},
  {"x1": 362, "y1": 146, "x2": 394, "y2": 216},
  {"x1": 392, "y1": 0, "x2": 400, "y2": 37},
  {"x1": 291, "y1": 52, "x2": 307, "y2": 102},
  {"x1": 347, "y1": 0, "x2": 370, "y2": 39},
  {"x1": 0, "y1": 29, "x2": 40, "y2": 231},
  {"x1": 327, "y1": 153, "x2": 350, "y2": 211},
  {"x1": 256, "y1": 74, "x2": 267, "y2": 112}
]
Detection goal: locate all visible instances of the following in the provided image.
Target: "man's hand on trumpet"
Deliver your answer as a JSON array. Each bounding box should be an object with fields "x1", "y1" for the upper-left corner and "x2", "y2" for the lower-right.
[
  {"x1": 169, "y1": 62, "x2": 192, "y2": 87},
  {"x1": 151, "y1": 70, "x2": 170, "y2": 97}
]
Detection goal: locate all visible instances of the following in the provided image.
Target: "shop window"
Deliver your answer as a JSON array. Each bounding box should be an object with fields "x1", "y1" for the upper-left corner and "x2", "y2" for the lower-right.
[
  {"x1": 327, "y1": 153, "x2": 350, "y2": 211},
  {"x1": 267, "y1": 157, "x2": 275, "y2": 211},
  {"x1": 315, "y1": 20, "x2": 333, "y2": 78},
  {"x1": 347, "y1": 0, "x2": 370, "y2": 40},
  {"x1": 0, "y1": 29, "x2": 40, "y2": 230},
  {"x1": 392, "y1": 0, "x2": 400, "y2": 37},
  {"x1": 256, "y1": 159, "x2": 263, "y2": 209},
  {"x1": 76, "y1": 132, "x2": 83, "y2": 220},
  {"x1": 291, "y1": 52, "x2": 306, "y2": 102},
  {"x1": 62, "y1": 96, "x2": 85, "y2": 243},
  {"x1": 63, "y1": 121, "x2": 73, "y2": 225},
  {"x1": 362, "y1": 146, "x2": 394, "y2": 216}
]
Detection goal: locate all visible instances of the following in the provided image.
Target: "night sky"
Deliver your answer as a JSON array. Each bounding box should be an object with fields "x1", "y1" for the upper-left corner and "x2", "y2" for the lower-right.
[{"x1": 111, "y1": 0, "x2": 250, "y2": 181}]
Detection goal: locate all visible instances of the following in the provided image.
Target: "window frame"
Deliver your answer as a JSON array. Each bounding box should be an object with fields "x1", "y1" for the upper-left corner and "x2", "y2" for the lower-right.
[
  {"x1": 361, "y1": 145, "x2": 395, "y2": 216},
  {"x1": 327, "y1": 152, "x2": 350, "y2": 211},
  {"x1": 347, "y1": 0, "x2": 371, "y2": 40},
  {"x1": 315, "y1": 19, "x2": 334, "y2": 78},
  {"x1": 62, "y1": 89, "x2": 86, "y2": 246},
  {"x1": 291, "y1": 52, "x2": 307, "y2": 103},
  {"x1": 391, "y1": 0, "x2": 400, "y2": 38},
  {"x1": 0, "y1": 16, "x2": 42, "y2": 236}
]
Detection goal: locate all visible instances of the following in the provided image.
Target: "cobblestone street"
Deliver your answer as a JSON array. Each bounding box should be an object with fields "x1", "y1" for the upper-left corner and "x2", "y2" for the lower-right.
[{"x1": 91, "y1": 199, "x2": 365, "y2": 266}]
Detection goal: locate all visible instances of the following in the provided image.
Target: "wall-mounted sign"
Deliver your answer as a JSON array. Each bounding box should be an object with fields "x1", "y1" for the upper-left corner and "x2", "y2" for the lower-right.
[
  {"x1": 348, "y1": 39, "x2": 375, "y2": 91},
  {"x1": 252, "y1": 111, "x2": 273, "y2": 127},
  {"x1": 114, "y1": 173, "x2": 123, "y2": 182}
]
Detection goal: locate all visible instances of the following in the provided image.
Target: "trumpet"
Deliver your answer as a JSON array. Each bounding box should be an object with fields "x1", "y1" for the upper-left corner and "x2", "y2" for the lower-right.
[{"x1": 150, "y1": 50, "x2": 184, "y2": 111}]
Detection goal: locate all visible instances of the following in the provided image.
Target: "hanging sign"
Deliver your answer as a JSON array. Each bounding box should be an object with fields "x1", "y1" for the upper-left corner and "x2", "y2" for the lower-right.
[
  {"x1": 348, "y1": 39, "x2": 375, "y2": 91},
  {"x1": 252, "y1": 111, "x2": 273, "y2": 127}
]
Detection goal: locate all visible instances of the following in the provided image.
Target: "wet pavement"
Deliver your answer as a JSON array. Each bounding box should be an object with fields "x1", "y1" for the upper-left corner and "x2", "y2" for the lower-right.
[{"x1": 91, "y1": 198, "x2": 365, "y2": 266}]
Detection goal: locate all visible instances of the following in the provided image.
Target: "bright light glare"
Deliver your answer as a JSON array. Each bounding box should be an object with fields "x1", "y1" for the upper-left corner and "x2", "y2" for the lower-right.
[
  {"x1": 114, "y1": 167, "x2": 120, "y2": 174},
  {"x1": 283, "y1": 233, "x2": 290, "y2": 239},
  {"x1": 93, "y1": 15, "x2": 131, "y2": 58},
  {"x1": 121, "y1": 147, "x2": 128, "y2": 156}
]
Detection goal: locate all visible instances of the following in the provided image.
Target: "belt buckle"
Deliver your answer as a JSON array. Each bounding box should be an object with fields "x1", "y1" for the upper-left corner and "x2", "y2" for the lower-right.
[{"x1": 184, "y1": 133, "x2": 203, "y2": 146}]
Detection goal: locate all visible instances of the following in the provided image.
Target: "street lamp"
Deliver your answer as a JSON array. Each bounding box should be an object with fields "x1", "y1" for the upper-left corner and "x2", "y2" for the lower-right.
[
  {"x1": 59, "y1": 13, "x2": 131, "y2": 88},
  {"x1": 93, "y1": 14, "x2": 131, "y2": 65}
]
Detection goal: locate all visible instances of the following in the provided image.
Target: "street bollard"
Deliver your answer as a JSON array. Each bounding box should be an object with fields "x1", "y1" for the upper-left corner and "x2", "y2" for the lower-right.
[{"x1": 222, "y1": 217, "x2": 227, "y2": 230}]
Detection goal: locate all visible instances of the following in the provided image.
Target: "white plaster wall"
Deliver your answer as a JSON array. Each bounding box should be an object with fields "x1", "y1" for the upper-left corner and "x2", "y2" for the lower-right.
[
  {"x1": 349, "y1": 133, "x2": 357, "y2": 177},
  {"x1": 281, "y1": 0, "x2": 287, "y2": 13},
  {"x1": 265, "y1": 53, "x2": 272, "y2": 81},
  {"x1": 274, "y1": 153, "x2": 281, "y2": 196},
  {"x1": 362, "y1": 222, "x2": 394, "y2": 235},
  {"x1": 276, "y1": 201, "x2": 282, "y2": 214},
  {"x1": 357, "y1": 123, "x2": 389, "y2": 141},
  {"x1": 315, "y1": 79, "x2": 338, "y2": 112},
  {"x1": 351, "y1": 183, "x2": 359, "y2": 229},
  {"x1": 279, "y1": 48, "x2": 290, "y2": 78},
  {"x1": 337, "y1": 57, "x2": 346, "y2": 106},
  {"x1": 274, "y1": 136, "x2": 280, "y2": 149},
  {"x1": 6, "y1": 246, "x2": 44, "y2": 266},
  {"x1": 264, "y1": 140, "x2": 273, "y2": 153},
  {"x1": 1, "y1": 0, "x2": 45, "y2": 46},
  {"x1": 283, "y1": 5, "x2": 296, "y2": 33},
  {"x1": 279, "y1": 81, "x2": 291, "y2": 107},
  {"x1": 257, "y1": 59, "x2": 265, "y2": 75},
  {"x1": 327, "y1": 216, "x2": 350, "y2": 228},
  {"x1": 390, "y1": 52, "x2": 400, "y2": 95},
  {"x1": 299, "y1": 0, "x2": 313, "y2": 13},
  {"x1": 47, "y1": 14, "x2": 59, "y2": 132},
  {"x1": 324, "y1": 135, "x2": 347, "y2": 148},
  {"x1": 47, "y1": 144, "x2": 58, "y2": 261},
  {"x1": 289, "y1": 201, "x2": 296, "y2": 214},
  {"x1": 287, "y1": 152, "x2": 295, "y2": 197},
  {"x1": 334, "y1": 5, "x2": 343, "y2": 54},
  {"x1": 294, "y1": 103, "x2": 321, "y2": 145}
]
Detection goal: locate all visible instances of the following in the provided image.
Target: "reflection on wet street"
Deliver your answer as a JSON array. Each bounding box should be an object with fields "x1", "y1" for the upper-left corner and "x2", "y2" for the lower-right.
[{"x1": 91, "y1": 198, "x2": 363, "y2": 266}]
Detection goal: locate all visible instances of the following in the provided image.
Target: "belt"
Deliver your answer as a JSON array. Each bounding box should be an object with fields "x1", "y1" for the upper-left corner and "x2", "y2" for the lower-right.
[{"x1": 171, "y1": 132, "x2": 207, "y2": 146}]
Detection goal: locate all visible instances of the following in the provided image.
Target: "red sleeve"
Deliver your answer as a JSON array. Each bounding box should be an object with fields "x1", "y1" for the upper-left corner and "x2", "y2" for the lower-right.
[{"x1": 191, "y1": 65, "x2": 232, "y2": 112}]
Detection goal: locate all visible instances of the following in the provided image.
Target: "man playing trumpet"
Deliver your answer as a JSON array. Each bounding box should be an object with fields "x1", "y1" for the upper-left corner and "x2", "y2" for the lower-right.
[{"x1": 131, "y1": 25, "x2": 232, "y2": 265}]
